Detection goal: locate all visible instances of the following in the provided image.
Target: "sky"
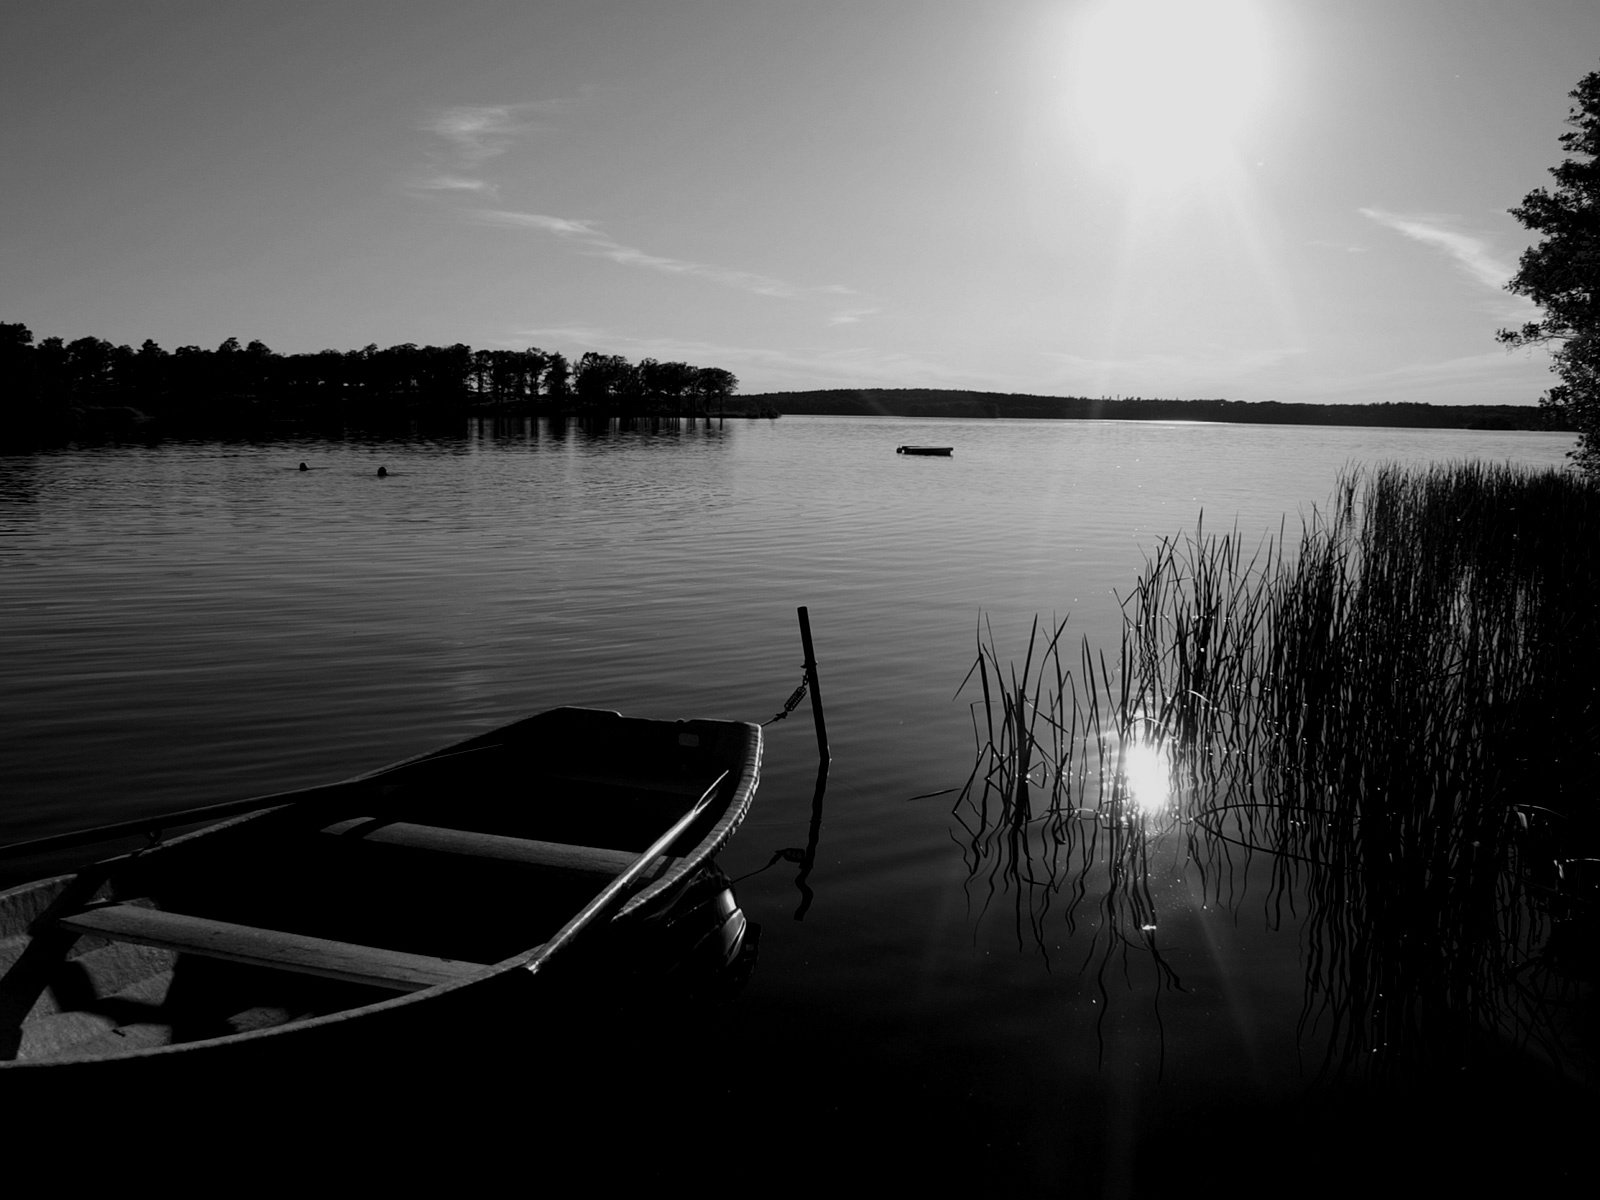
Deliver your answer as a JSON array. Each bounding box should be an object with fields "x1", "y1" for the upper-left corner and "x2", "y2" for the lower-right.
[{"x1": 2, "y1": 0, "x2": 1597, "y2": 405}]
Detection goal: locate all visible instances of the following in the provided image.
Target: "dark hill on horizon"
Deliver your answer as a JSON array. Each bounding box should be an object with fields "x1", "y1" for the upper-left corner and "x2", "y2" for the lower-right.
[{"x1": 745, "y1": 388, "x2": 1563, "y2": 431}]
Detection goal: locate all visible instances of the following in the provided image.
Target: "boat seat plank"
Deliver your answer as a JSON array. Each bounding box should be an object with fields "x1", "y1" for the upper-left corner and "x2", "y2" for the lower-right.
[
  {"x1": 55, "y1": 905, "x2": 486, "y2": 993},
  {"x1": 320, "y1": 819, "x2": 675, "y2": 877},
  {"x1": 538, "y1": 771, "x2": 713, "y2": 799}
]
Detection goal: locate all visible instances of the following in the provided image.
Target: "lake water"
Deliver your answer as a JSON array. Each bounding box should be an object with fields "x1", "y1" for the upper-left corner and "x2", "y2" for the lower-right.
[{"x1": 0, "y1": 416, "x2": 1585, "y2": 1189}]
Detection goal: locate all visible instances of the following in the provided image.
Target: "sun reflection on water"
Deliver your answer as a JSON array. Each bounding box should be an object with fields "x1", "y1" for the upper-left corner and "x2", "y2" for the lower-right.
[{"x1": 1119, "y1": 735, "x2": 1172, "y2": 815}]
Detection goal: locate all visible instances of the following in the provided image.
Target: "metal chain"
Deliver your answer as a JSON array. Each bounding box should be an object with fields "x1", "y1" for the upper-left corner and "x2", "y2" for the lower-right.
[{"x1": 763, "y1": 674, "x2": 810, "y2": 726}]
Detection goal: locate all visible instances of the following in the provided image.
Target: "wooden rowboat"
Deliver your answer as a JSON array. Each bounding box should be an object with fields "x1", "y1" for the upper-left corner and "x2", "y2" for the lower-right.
[
  {"x1": 0, "y1": 707, "x2": 761, "y2": 1073},
  {"x1": 896, "y1": 445, "x2": 953, "y2": 456}
]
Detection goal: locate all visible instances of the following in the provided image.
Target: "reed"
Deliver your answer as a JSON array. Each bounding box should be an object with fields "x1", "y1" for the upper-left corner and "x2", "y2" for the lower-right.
[{"x1": 954, "y1": 462, "x2": 1600, "y2": 1080}]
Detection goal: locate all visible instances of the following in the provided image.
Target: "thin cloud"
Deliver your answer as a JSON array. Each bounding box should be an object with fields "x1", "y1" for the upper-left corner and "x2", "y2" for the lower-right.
[
  {"x1": 424, "y1": 101, "x2": 569, "y2": 165},
  {"x1": 412, "y1": 101, "x2": 863, "y2": 308},
  {"x1": 417, "y1": 174, "x2": 497, "y2": 194},
  {"x1": 1358, "y1": 208, "x2": 1516, "y2": 293},
  {"x1": 1307, "y1": 239, "x2": 1369, "y2": 254},
  {"x1": 427, "y1": 106, "x2": 517, "y2": 163},
  {"x1": 411, "y1": 101, "x2": 572, "y2": 195},
  {"x1": 475, "y1": 210, "x2": 598, "y2": 238},
  {"x1": 827, "y1": 307, "x2": 881, "y2": 326},
  {"x1": 474, "y1": 207, "x2": 854, "y2": 300}
]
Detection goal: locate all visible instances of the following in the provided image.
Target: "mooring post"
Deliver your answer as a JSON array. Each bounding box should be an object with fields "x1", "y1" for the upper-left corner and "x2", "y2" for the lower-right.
[{"x1": 797, "y1": 605, "x2": 830, "y2": 765}]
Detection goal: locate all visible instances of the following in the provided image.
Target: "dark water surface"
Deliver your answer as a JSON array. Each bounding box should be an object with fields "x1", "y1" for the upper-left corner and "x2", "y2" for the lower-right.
[{"x1": 0, "y1": 418, "x2": 1585, "y2": 1189}]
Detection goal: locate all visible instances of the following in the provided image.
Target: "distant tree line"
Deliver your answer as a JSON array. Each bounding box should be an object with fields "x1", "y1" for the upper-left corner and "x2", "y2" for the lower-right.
[
  {"x1": 751, "y1": 388, "x2": 1567, "y2": 431},
  {"x1": 0, "y1": 323, "x2": 745, "y2": 446}
]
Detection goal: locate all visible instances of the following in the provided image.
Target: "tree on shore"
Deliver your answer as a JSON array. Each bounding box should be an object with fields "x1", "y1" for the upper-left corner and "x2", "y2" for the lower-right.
[{"x1": 1500, "y1": 66, "x2": 1600, "y2": 474}]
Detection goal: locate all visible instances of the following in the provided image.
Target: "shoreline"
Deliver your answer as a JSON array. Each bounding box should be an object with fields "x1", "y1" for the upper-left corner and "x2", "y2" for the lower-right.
[{"x1": 746, "y1": 387, "x2": 1561, "y2": 431}]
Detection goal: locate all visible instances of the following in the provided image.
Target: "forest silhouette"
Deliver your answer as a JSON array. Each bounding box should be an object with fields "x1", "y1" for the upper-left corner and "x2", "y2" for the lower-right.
[
  {"x1": 1, "y1": 322, "x2": 1563, "y2": 447},
  {"x1": 0, "y1": 323, "x2": 746, "y2": 445}
]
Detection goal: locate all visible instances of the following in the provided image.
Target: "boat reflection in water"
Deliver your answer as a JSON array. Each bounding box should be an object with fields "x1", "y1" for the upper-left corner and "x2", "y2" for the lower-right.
[{"x1": 595, "y1": 861, "x2": 760, "y2": 1003}]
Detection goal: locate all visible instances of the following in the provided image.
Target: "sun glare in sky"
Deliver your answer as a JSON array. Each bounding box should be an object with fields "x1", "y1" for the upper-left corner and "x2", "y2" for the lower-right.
[{"x1": 1070, "y1": 0, "x2": 1270, "y2": 184}]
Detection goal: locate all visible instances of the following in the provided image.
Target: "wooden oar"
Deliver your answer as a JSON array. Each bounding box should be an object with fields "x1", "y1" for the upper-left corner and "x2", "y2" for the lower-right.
[
  {"x1": 523, "y1": 770, "x2": 730, "y2": 975},
  {"x1": 0, "y1": 741, "x2": 509, "y2": 861}
]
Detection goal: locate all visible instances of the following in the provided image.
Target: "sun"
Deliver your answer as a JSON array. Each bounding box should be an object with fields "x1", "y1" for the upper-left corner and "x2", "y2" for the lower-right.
[{"x1": 1069, "y1": 0, "x2": 1269, "y2": 183}]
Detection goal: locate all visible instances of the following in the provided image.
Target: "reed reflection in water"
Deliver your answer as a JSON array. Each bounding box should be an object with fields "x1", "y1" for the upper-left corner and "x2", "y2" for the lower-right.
[{"x1": 952, "y1": 462, "x2": 1599, "y2": 1084}]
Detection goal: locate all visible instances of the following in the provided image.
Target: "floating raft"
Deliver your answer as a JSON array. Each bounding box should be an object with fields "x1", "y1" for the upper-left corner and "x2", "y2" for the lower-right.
[{"x1": 896, "y1": 446, "x2": 953, "y2": 456}]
